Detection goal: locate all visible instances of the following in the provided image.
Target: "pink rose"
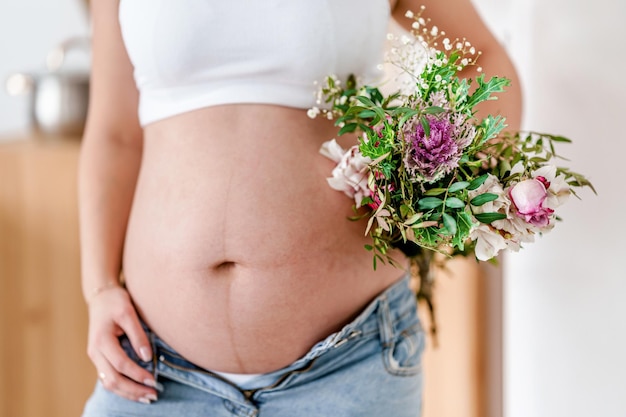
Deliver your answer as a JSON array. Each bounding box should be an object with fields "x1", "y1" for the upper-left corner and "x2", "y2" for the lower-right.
[{"x1": 509, "y1": 179, "x2": 554, "y2": 227}]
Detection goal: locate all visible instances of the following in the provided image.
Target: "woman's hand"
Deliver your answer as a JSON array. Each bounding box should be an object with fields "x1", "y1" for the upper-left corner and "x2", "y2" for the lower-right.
[{"x1": 86, "y1": 285, "x2": 159, "y2": 404}]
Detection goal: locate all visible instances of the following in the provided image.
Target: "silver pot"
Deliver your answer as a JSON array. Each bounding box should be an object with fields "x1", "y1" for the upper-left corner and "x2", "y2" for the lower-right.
[{"x1": 6, "y1": 37, "x2": 90, "y2": 137}]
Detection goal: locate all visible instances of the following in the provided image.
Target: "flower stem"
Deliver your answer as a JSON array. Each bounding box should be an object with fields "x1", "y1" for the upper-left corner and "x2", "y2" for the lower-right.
[{"x1": 413, "y1": 251, "x2": 439, "y2": 347}]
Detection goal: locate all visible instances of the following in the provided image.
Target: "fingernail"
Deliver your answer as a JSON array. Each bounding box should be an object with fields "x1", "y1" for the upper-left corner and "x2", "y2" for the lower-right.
[
  {"x1": 139, "y1": 347, "x2": 152, "y2": 362},
  {"x1": 144, "y1": 379, "x2": 164, "y2": 392},
  {"x1": 144, "y1": 393, "x2": 158, "y2": 402},
  {"x1": 138, "y1": 397, "x2": 152, "y2": 404}
]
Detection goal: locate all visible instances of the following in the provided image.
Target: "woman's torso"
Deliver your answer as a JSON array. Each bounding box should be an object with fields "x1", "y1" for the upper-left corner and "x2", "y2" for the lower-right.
[{"x1": 120, "y1": 0, "x2": 406, "y2": 374}]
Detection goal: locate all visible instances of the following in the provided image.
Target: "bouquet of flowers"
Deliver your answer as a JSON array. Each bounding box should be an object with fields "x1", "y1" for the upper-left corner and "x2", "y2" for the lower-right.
[{"x1": 312, "y1": 7, "x2": 594, "y2": 333}]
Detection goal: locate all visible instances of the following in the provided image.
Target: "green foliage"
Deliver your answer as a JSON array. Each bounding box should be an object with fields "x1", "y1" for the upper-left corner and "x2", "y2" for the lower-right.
[
  {"x1": 463, "y1": 74, "x2": 511, "y2": 111},
  {"x1": 314, "y1": 10, "x2": 594, "y2": 269}
]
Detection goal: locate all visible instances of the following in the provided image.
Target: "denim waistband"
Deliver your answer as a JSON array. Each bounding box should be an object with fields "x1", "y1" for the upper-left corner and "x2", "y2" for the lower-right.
[{"x1": 141, "y1": 272, "x2": 419, "y2": 403}]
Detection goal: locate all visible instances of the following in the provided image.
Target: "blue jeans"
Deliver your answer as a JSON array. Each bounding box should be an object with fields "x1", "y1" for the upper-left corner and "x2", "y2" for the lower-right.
[{"x1": 81, "y1": 275, "x2": 424, "y2": 417}]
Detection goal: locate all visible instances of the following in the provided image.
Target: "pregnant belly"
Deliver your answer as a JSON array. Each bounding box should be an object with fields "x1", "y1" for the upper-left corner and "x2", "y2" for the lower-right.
[{"x1": 121, "y1": 106, "x2": 406, "y2": 373}]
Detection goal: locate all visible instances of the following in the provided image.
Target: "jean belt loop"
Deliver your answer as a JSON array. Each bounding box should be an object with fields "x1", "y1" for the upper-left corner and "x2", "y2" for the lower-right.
[
  {"x1": 377, "y1": 295, "x2": 394, "y2": 349},
  {"x1": 147, "y1": 328, "x2": 159, "y2": 379}
]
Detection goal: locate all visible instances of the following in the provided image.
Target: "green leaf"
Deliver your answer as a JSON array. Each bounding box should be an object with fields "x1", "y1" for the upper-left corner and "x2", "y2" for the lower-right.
[
  {"x1": 356, "y1": 96, "x2": 376, "y2": 107},
  {"x1": 404, "y1": 213, "x2": 424, "y2": 226},
  {"x1": 346, "y1": 74, "x2": 357, "y2": 89},
  {"x1": 498, "y1": 160, "x2": 512, "y2": 177},
  {"x1": 423, "y1": 106, "x2": 445, "y2": 115},
  {"x1": 424, "y1": 188, "x2": 447, "y2": 196},
  {"x1": 343, "y1": 105, "x2": 368, "y2": 116},
  {"x1": 468, "y1": 174, "x2": 489, "y2": 190},
  {"x1": 373, "y1": 106, "x2": 386, "y2": 122},
  {"x1": 448, "y1": 181, "x2": 470, "y2": 193},
  {"x1": 400, "y1": 204, "x2": 412, "y2": 218},
  {"x1": 474, "y1": 212, "x2": 507, "y2": 223},
  {"x1": 338, "y1": 123, "x2": 358, "y2": 136},
  {"x1": 442, "y1": 212, "x2": 457, "y2": 236},
  {"x1": 445, "y1": 197, "x2": 466, "y2": 209},
  {"x1": 549, "y1": 135, "x2": 572, "y2": 143},
  {"x1": 479, "y1": 115, "x2": 507, "y2": 144},
  {"x1": 357, "y1": 123, "x2": 373, "y2": 135},
  {"x1": 382, "y1": 91, "x2": 402, "y2": 107},
  {"x1": 366, "y1": 87, "x2": 384, "y2": 104},
  {"x1": 392, "y1": 106, "x2": 417, "y2": 117},
  {"x1": 457, "y1": 211, "x2": 475, "y2": 233},
  {"x1": 452, "y1": 211, "x2": 475, "y2": 249},
  {"x1": 418, "y1": 197, "x2": 444, "y2": 210},
  {"x1": 470, "y1": 193, "x2": 499, "y2": 206},
  {"x1": 358, "y1": 110, "x2": 377, "y2": 119},
  {"x1": 420, "y1": 116, "x2": 431, "y2": 137},
  {"x1": 465, "y1": 74, "x2": 511, "y2": 109},
  {"x1": 398, "y1": 109, "x2": 419, "y2": 127}
]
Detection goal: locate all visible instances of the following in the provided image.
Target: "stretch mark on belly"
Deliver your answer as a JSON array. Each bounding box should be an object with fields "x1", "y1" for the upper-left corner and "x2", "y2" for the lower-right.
[{"x1": 225, "y1": 280, "x2": 246, "y2": 372}]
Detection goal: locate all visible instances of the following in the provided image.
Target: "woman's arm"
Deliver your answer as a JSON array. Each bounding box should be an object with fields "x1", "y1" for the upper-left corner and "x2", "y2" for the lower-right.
[
  {"x1": 391, "y1": 0, "x2": 523, "y2": 131},
  {"x1": 79, "y1": 0, "x2": 157, "y2": 403}
]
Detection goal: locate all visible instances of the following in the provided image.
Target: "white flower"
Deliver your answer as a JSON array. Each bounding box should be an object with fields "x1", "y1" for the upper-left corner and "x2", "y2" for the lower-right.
[
  {"x1": 470, "y1": 224, "x2": 508, "y2": 261},
  {"x1": 319, "y1": 138, "x2": 344, "y2": 163},
  {"x1": 319, "y1": 139, "x2": 372, "y2": 207},
  {"x1": 307, "y1": 107, "x2": 320, "y2": 119}
]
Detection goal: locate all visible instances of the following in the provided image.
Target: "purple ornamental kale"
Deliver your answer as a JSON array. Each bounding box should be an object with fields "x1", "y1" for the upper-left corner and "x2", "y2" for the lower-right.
[{"x1": 403, "y1": 114, "x2": 474, "y2": 182}]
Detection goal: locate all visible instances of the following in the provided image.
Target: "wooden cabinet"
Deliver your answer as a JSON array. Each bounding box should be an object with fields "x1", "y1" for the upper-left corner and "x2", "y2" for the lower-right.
[
  {"x1": 420, "y1": 260, "x2": 498, "y2": 417},
  {"x1": 0, "y1": 134, "x2": 497, "y2": 417},
  {"x1": 0, "y1": 136, "x2": 94, "y2": 417}
]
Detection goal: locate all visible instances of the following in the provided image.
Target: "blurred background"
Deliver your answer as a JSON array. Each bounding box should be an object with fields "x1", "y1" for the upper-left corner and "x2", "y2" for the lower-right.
[{"x1": 0, "y1": 1, "x2": 623, "y2": 417}]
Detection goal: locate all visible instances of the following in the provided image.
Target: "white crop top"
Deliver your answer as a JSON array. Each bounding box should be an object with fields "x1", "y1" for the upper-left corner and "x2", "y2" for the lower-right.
[{"x1": 118, "y1": 0, "x2": 391, "y2": 126}]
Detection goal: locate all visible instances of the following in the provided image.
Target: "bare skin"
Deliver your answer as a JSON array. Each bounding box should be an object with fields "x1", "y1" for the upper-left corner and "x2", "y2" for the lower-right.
[{"x1": 80, "y1": 0, "x2": 521, "y2": 404}]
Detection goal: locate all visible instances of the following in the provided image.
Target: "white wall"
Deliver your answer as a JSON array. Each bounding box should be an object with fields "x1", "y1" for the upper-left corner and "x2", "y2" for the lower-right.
[
  {"x1": 502, "y1": 1, "x2": 626, "y2": 416},
  {"x1": 0, "y1": 0, "x2": 89, "y2": 137},
  {"x1": 474, "y1": 0, "x2": 626, "y2": 416}
]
